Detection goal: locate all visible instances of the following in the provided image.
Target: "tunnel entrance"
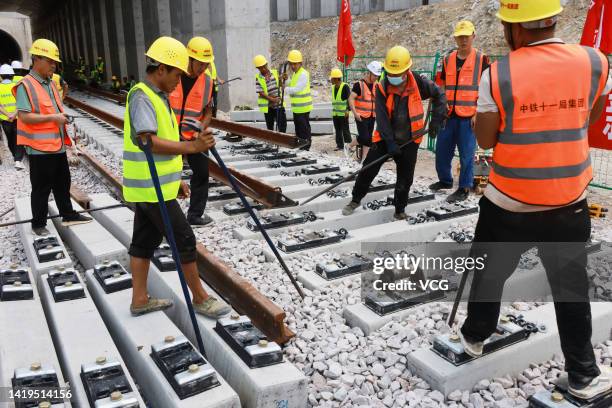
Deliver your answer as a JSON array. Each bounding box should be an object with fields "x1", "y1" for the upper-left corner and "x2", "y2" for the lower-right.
[{"x1": 0, "y1": 29, "x2": 22, "y2": 65}]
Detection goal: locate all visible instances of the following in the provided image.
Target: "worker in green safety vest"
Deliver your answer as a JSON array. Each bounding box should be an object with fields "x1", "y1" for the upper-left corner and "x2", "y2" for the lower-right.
[
  {"x1": 253, "y1": 54, "x2": 286, "y2": 132},
  {"x1": 282, "y1": 49, "x2": 313, "y2": 150},
  {"x1": 329, "y1": 67, "x2": 351, "y2": 151},
  {"x1": 122, "y1": 36, "x2": 230, "y2": 318}
]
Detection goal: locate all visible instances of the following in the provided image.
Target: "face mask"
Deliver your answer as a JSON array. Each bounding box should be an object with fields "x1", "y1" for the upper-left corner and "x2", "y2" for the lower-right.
[{"x1": 388, "y1": 76, "x2": 405, "y2": 86}]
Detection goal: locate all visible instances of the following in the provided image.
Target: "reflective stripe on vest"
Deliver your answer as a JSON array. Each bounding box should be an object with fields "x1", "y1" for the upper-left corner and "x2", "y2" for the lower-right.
[
  {"x1": 289, "y1": 67, "x2": 313, "y2": 114},
  {"x1": 256, "y1": 69, "x2": 280, "y2": 114},
  {"x1": 372, "y1": 73, "x2": 425, "y2": 144},
  {"x1": 444, "y1": 49, "x2": 483, "y2": 118},
  {"x1": 0, "y1": 82, "x2": 17, "y2": 121},
  {"x1": 354, "y1": 80, "x2": 376, "y2": 118},
  {"x1": 168, "y1": 73, "x2": 213, "y2": 141},
  {"x1": 331, "y1": 82, "x2": 348, "y2": 117},
  {"x1": 123, "y1": 82, "x2": 183, "y2": 203},
  {"x1": 489, "y1": 44, "x2": 608, "y2": 206},
  {"x1": 12, "y1": 75, "x2": 70, "y2": 152}
]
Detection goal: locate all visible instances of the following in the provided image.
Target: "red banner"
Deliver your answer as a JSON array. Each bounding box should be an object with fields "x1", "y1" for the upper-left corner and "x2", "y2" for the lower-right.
[
  {"x1": 581, "y1": 0, "x2": 611, "y2": 150},
  {"x1": 337, "y1": 0, "x2": 355, "y2": 66}
]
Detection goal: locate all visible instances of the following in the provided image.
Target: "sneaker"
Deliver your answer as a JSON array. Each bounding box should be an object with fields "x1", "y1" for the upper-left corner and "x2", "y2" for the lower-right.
[
  {"x1": 569, "y1": 365, "x2": 612, "y2": 400},
  {"x1": 188, "y1": 214, "x2": 213, "y2": 226},
  {"x1": 342, "y1": 201, "x2": 360, "y2": 216},
  {"x1": 130, "y1": 297, "x2": 173, "y2": 316},
  {"x1": 14, "y1": 161, "x2": 24, "y2": 170},
  {"x1": 393, "y1": 212, "x2": 407, "y2": 221},
  {"x1": 429, "y1": 181, "x2": 453, "y2": 191},
  {"x1": 446, "y1": 188, "x2": 469, "y2": 203},
  {"x1": 32, "y1": 227, "x2": 51, "y2": 237},
  {"x1": 193, "y1": 296, "x2": 231, "y2": 318},
  {"x1": 61, "y1": 213, "x2": 93, "y2": 227},
  {"x1": 459, "y1": 329, "x2": 484, "y2": 358}
]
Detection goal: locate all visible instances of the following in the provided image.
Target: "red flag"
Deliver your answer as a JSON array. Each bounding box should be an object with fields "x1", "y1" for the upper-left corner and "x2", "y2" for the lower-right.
[
  {"x1": 581, "y1": 0, "x2": 611, "y2": 150},
  {"x1": 337, "y1": 0, "x2": 355, "y2": 66}
]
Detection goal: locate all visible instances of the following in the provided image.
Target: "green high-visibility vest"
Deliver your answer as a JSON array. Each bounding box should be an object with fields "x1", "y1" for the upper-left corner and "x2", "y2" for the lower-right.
[
  {"x1": 0, "y1": 82, "x2": 17, "y2": 121},
  {"x1": 12, "y1": 75, "x2": 23, "y2": 83},
  {"x1": 122, "y1": 82, "x2": 183, "y2": 203},
  {"x1": 288, "y1": 67, "x2": 312, "y2": 114},
  {"x1": 206, "y1": 62, "x2": 218, "y2": 92},
  {"x1": 331, "y1": 82, "x2": 348, "y2": 117},
  {"x1": 256, "y1": 69, "x2": 281, "y2": 113}
]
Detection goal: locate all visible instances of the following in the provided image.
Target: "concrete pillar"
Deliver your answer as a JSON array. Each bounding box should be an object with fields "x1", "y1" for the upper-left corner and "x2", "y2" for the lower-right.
[
  {"x1": 132, "y1": 0, "x2": 147, "y2": 77},
  {"x1": 70, "y1": 0, "x2": 85, "y2": 63},
  {"x1": 99, "y1": 0, "x2": 114, "y2": 81},
  {"x1": 320, "y1": 0, "x2": 338, "y2": 17},
  {"x1": 211, "y1": 0, "x2": 271, "y2": 111},
  {"x1": 192, "y1": 0, "x2": 212, "y2": 35},
  {"x1": 277, "y1": 0, "x2": 290, "y2": 21},
  {"x1": 157, "y1": 0, "x2": 172, "y2": 36},
  {"x1": 63, "y1": 2, "x2": 76, "y2": 62},
  {"x1": 87, "y1": 2, "x2": 100, "y2": 62},
  {"x1": 78, "y1": 1, "x2": 94, "y2": 65},
  {"x1": 120, "y1": 0, "x2": 143, "y2": 80},
  {"x1": 170, "y1": 0, "x2": 193, "y2": 44},
  {"x1": 297, "y1": 0, "x2": 312, "y2": 20},
  {"x1": 111, "y1": 0, "x2": 128, "y2": 79},
  {"x1": 270, "y1": 0, "x2": 279, "y2": 22},
  {"x1": 141, "y1": 0, "x2": 160, "y2": 47}
]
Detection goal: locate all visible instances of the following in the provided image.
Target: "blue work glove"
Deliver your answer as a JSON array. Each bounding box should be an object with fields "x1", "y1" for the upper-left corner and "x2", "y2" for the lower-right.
[{"x1": 385, "y1": 140, "x2": 402, "y2": 158}]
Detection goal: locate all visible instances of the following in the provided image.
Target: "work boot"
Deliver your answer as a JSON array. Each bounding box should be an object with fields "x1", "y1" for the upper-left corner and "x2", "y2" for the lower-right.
[
  {"x1": 130, "y1": 297, "x2": 173, "y2": 316},
  {"x1": 569, "y1": 365, "x2": 612, "y2": 400},
  {"x1": 32, "y1": 227, "x2": 50, "y2": 237},
  {"x1": 193, "y1": 296, "x2": 231, "y2": 318},
  {"x1": 429, "y1": 181, "x2": 453, "y2": 191},
  {"x1": 14, "y1": 160, "x2": 24, "y2": 170},
  {"x1": 188, "y1": 214, "x2": 213, "y2": 227},
  {"x1": 393, "y1": 212, "x2": 407, "y2": 221},
  {"x1": 61, "y1": 213, "x2": 93, "y2": 227},
  {"x1": 446, "y1": 188, "x2": 469, "y2": 203},
  {"x1": 342, "y1": 201, "x2": 360, "y2": 216},
  {"x1": 459, "y1": 329, "x2": 484, "y2": 358}
]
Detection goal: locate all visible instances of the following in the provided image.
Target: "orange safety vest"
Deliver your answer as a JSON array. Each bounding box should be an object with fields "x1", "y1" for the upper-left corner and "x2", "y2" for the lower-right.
[
  {"x1": 12, "y1": 74, "x2": 71, "y2": 152},
  {"x1": 443, "y1": 49, "x2": 484, "y2": 118},
  {"x1": 353, "y1": 80, "x2": 376, "y2": 119},
  {"x1": 168, "y1": 73, "x2": 213, "y2": 140},
  {"x1": 372, "y1": 72, "x2": 425, "y2": 144},
  {"x1": 489, "y1": 43, "x2": 608, "y2": 206}
]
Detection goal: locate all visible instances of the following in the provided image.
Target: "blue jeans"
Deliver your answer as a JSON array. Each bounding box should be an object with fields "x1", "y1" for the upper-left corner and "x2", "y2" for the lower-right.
[{"x1": 435, "y1": 116, "x2": 476, "y2": 189}]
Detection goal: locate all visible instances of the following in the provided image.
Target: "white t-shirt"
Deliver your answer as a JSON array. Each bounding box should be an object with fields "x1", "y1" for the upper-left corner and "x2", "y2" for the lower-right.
[{"x1": 478, "y1": 39, "x2": 612, "y2": 212}]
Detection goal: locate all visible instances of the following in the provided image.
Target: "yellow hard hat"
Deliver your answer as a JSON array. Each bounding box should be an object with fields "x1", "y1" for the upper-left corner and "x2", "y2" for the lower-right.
[
  {"x1": 383, "y1": 46, "x2": 412, "y2": 75},
  {"x1": 186, "y1": 36, "x2": 213, "y2": 63},
  {"x1": 30, "y1": 39, "x2": 61, "y2": 63},
  {"x1": 496, "y1": 0, "x2": 563, "y2": 23},
  {"x1": 287, "y1": 49, "x2": 303, "y2": 63},
  {"x1": 253, "y1": 55, "x2": 268, "y2": 68},
  {"x1": 454, "y1": 20, "x2": 475, "y2": 36},
  {"x1": 329, "y1": 68, "x2": 343, "y2": 79},
  {"x1": 145, "y1": 36, "x2": 189, "y2": 73}
]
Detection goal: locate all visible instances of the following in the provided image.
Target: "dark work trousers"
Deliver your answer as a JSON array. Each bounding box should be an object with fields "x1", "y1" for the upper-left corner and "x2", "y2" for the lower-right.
[
  {"x1": 293, "y1": 112, "x2": 312, "y2": 150},
  {"x1": 29, "y1": 153, "x2": 77, "y2": 229},
  {"x1": 332, "y1": 115, "x2": 351, "y2": 148},
  {"x1": 185, "y1": 152, "x2": 210, "y2": 219},
  {"x1": 264, "y1": 107, "x2": 287, "y2": 133},
  {"x1": 212, "y1": 87, "x2": 218, "y2": 118},
  {"x1": 461, "y1": 196, "x2": 600, "y2": 388},
  {"x1": 355, "y1": 117, "x2": 375, "y2": 147},
  {"x1": 1, "y1": 120, "x2": 24, "y2": 161},
  {"x1": 351, "y1": 141, "x2": 419, "y2": 213}
]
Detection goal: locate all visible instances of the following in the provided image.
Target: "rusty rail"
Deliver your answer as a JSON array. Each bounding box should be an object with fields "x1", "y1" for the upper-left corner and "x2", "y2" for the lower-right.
[
  {"x1": 66, "y1": 92, "x2": 297, "y2": 344},
  {"x1": 64, "y1": 96, "x2": 292, "y2": 208},
  {"x1": 70, "y1": 84, "x2": 306, "y2": 149},
  {"x1": 196, "y1": 244, "x2": 295, "y2": 344}
]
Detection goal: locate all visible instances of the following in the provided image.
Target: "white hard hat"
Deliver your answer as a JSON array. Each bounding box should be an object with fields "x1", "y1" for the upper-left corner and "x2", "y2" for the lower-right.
[
  {"x1": 11, "y1": 60, "x2": 23, "y2": 69},
  {"x1": 366, "y1": 60, "x2": 383, "y2": 76},
  {"x1": 0, "y1": 64, "x2": 15, "y2": 76}
]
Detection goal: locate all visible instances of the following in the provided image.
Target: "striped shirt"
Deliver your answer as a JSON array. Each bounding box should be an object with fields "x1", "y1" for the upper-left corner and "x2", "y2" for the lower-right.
[{"x1": 256, "y1": 72, "x2": 280, "y2": 108}]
